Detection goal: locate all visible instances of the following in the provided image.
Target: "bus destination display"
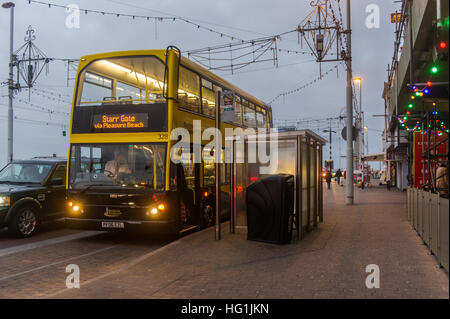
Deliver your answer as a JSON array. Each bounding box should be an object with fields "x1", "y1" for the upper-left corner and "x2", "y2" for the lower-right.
[{"x1": 93, "y1": 113, "x2": 148, "y2": 130}]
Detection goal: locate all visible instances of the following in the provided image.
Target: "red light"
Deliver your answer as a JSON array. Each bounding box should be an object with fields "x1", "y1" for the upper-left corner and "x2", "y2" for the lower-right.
[
  {"x1": 407, "y1": 111, "x2": 411, "y2": 115},
  {"x1": 440, "y1": 41, "x2": 447, "y2": 49},
  {"x1": 427, "y1": 81, "x2": 432, "y2": 87},
  {"x1": 250, "y1": 177, "x2": 258, "y2": 182}
]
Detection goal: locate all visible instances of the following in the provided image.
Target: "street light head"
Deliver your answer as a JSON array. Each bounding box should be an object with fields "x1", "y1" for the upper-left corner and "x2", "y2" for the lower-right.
[
  {"x1": 2, "y1": 2, "x2": 15, "y2": 8},
  {"x1": 353, "y1": 77, "x2": 361, "y2": 83}
]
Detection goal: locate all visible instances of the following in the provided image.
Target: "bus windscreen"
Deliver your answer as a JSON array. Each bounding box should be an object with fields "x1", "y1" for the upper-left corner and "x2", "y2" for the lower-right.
[{"x1": 69, "y1": 143, "x2": 166, "y2": 190}]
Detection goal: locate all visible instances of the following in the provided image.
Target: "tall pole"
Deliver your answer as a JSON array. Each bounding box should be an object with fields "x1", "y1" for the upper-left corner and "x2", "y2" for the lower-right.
[
  {"x1": 339, "y1": 133, "x2": 342, "y2": 169},
  {"x1": 323, "y1": 122, "x2": 335, "y2": 170},
  {"x1": 359, "y1": 81, "x2": 362, "y2": 158},
  {"x1": 3, "y1": 2, "x2": 15, "y2": 163},
  {"x1": 215, "y1": 91, "x2": 221, "y2": 240},
  {"x1": 329, "y1": 119, "x2": 332, "y2": 162},
  {"x1": 345, "y1": 0, "x2": 354, "y2": 205},
  {"x1": 366, "y1": 126, "x2": 369, "y2": 154}
]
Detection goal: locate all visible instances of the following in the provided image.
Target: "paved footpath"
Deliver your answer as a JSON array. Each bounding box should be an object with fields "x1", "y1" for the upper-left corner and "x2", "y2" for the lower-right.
[{"x1": 55, "y1": 183, "x2": 448, "y2": 299}]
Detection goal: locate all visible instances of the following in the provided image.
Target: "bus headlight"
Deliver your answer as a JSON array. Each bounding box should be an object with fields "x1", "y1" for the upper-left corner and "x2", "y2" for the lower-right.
[
  {"x1": 146, "y1": 202, "x2": 166, "y2": 216},
  {"x1": 0, "y1": 196, "x2": 10, "y2": 207}
]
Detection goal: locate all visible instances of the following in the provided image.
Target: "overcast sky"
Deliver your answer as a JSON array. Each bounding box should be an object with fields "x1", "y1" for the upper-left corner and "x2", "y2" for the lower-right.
[{"x1": 0, "y1": 0, "x2": 400, "y2": 169}]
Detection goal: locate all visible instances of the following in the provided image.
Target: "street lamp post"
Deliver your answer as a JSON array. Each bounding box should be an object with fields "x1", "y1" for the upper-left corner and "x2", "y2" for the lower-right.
[
  {"x1": 2, "y1": 2, "x2": 15, "y2": 163},
  {"x1": 354, "y1": 77, "x2": 362, "y2": 168},
  {"x1": 364, "y1": 126, "x2": 369, "y2": 154},
  {"x1": 345, "y1": 0, "x2": 354, "y2": 205}
]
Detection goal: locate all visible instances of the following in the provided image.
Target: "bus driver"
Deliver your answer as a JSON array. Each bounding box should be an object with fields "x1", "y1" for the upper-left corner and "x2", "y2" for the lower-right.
[{"x1": 105, "y1": 149, "x2": 131, "y2": 179}]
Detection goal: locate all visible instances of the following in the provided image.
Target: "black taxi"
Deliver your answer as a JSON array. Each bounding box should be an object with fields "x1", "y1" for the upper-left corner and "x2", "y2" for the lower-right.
[{"x1": 0, "y1": 157, "x2": 67, "y2": 237}]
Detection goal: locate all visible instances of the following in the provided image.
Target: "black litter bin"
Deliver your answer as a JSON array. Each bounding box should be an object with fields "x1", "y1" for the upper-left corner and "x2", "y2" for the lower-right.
[{"x1": 246, "y1": 174, "x2": 295, "y2": 244}]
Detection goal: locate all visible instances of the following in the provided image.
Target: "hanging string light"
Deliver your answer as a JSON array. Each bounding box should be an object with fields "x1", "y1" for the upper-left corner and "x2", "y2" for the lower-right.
[
  {"x1": 268, "y1": 62, "x2": 343, "y2": 105},
  {"x1": 28, "y1": 0, "x2": 242, "y2": 41}
]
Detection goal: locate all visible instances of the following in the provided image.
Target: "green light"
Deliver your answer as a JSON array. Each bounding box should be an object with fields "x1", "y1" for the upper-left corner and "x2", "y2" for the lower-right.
[
  {"x1": 431, "y1": 66, "x2": 439, "y2": 74},
  {"x1": 415, "y1": 92, "x2": 420, "y2": 96},
  {"x1": 401, "y1": 124, "x2": 405, "y2": 127},
  {"x1": 408, "y1": 104, "x2": 413, "y2": 108},
  {"x1": 403, "y1": 117, "x2": 407, "y2": 120}
]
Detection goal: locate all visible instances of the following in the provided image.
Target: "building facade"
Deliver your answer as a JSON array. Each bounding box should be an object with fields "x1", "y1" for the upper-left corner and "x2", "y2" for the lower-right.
[{"x1": 383, "y1": 0, "x2": 449, "y2": 192}]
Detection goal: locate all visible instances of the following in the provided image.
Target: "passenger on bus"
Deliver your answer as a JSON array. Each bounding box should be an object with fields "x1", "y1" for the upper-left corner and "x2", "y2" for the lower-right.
[{"x1": 135, "y1": 149, "x2": 154, "y2": 184}]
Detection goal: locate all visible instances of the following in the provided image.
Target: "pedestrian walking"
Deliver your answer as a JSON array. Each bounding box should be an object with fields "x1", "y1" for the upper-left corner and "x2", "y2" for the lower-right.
[
  {"x1": 335, "y1": 169, "x2": 342, "y2": 186},
  {"x1": 326, "y1": 170, "x2": 332, "y2": 190}
]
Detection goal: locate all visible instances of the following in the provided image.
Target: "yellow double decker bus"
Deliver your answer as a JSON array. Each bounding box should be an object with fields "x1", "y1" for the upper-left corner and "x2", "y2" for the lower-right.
[{"x1": 65, "y1": 47, "x2": 272, "y2": 235}]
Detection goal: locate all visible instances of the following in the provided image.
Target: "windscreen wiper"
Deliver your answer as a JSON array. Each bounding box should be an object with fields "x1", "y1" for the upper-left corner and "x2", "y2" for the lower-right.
[
  {"x1": 0, "y1": 181, "x2": 33, "y2": 184},
  {"x1": 78, "y1": 184, "x2": 106, "y2": 195}
]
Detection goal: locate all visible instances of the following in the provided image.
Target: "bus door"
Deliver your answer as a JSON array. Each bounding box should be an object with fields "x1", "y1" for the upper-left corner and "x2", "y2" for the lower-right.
[
  {"x1": 178, "y1": 149, "x2": 201, "y2": 227},
  {"x1": 202, "y1": 146, "x2": 231, "y2": 219}
]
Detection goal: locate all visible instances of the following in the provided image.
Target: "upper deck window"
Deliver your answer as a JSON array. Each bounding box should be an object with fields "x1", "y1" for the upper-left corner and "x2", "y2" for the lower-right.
[
  {"x1": 243, "y1": 101, "x2": 256, "y2": 128},
  {"x1": 201, "y1": 79, "x2": 220, "y2": 117},
  {"x1": 179, "y1": 67, "x2": 201, "y2": 113},
  {"x1": 256, "y1": 106, "x2": 265, "y2": 128},
  {"x1": 234, "y1": 96, "x2": 243, "y2": 126},
  {"x1": 76, "y1": 56, "x2": 166, "y2": 107}
]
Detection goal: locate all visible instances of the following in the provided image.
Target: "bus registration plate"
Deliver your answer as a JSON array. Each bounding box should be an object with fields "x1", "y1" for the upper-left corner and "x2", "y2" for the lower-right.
[{"x1": 101, "y1": 221, "x2": 124, "y2": 229}]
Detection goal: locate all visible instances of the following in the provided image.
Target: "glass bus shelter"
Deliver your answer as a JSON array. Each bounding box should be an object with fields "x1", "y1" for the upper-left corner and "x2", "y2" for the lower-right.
[{"x1": 226, "y1": 130, "x2": 327, "y2": 240}]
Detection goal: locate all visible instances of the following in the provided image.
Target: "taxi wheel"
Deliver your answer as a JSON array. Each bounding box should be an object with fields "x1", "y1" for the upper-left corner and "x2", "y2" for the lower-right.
[{"x1": 9, "y1": 206, "x2": 40, "y2": 238}]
